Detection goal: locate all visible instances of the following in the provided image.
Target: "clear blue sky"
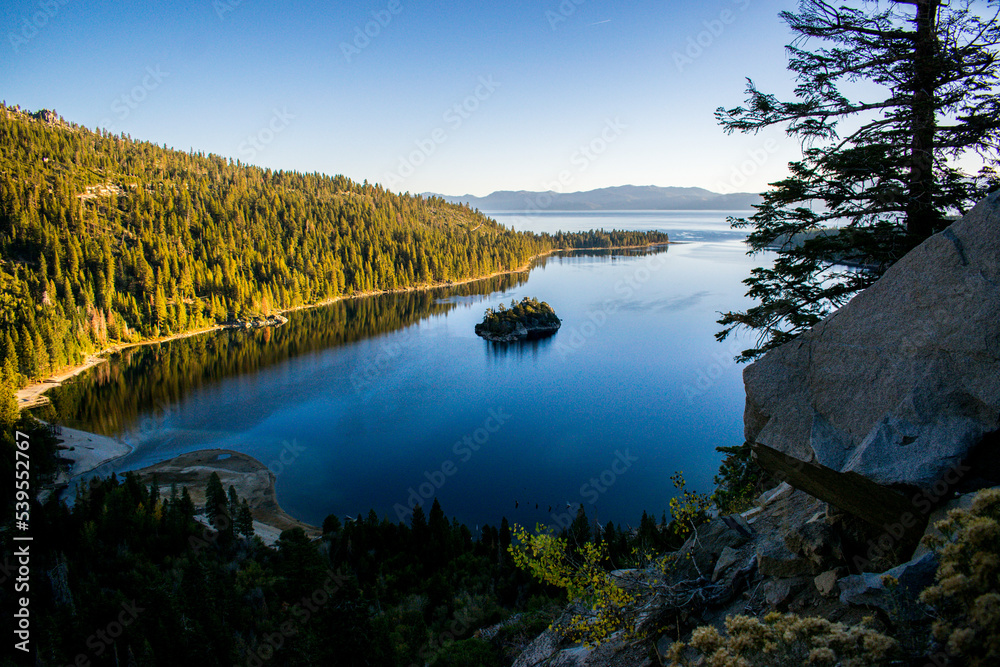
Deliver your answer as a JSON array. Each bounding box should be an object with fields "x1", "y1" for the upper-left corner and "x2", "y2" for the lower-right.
[{"x1": 2, "y1": 0, "x2": 805, "y2": 196}]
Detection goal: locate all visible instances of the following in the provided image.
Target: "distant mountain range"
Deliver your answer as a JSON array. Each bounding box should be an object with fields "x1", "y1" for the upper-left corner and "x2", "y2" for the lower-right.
[{"x1": 432, "y1": 185, "x2": 761, "y2": 211}]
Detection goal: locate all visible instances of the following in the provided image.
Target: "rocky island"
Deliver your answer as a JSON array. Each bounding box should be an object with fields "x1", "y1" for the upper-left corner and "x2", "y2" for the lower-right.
[{"x1": 475, "y1": 296, "x2": 561, "y2": 342}]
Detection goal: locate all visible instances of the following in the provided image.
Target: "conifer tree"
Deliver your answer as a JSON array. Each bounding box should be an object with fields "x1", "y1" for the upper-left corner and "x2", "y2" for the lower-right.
[
  {"x1": 227, "y1": 484, "x2": 239, "y2": 519},
  {"x1": 178, "y1": 485, "x2": 195, "y2": 522},
  {"x1": 205, "y1": 471, "x2": 226, "y2": 526},
  {"x1": 717, "y1": 0, "x2": 1000, "y2": 360},
  {"x1": 0, "y1": 356, "x2": 19, "y2": 429},
  {"x1": 237, "y1": 498, "x2": 254, "y2": 538},
  {"x1": 0, "y1": 104, "x2": 666, "y2": 386}
]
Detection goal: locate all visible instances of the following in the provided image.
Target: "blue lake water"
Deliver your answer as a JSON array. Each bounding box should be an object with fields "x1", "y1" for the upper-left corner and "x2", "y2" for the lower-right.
[{"x1": 46, "y1": 210, "x2": 769, "y2": 532}]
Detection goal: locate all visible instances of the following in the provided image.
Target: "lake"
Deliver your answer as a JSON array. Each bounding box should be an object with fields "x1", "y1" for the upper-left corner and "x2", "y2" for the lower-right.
[{"x1": 42, "y1": 210, "x2": 769, "y2": 532}]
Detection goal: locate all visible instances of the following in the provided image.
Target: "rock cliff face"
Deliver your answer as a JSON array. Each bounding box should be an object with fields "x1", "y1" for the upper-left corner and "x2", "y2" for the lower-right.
[{"x1": 744, "y1": 192, "x2": 1000, "y2": 529}]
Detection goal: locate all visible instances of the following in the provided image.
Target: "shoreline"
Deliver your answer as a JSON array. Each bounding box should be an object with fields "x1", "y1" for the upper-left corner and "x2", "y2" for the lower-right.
[
  {"x1": 43, "y1": 434, "x2": 316, "y2": 545},
  {"x1": 130, "y1": 449, "x2": 320, "y2": 545},
  {"x1": 37, "y1": 424, "x2": 136, "y2": 505},
  {"x1": 15, "y1": 323, "x2": 236, "y2": 411},
  {"x1": 26, "y1": 240, "x2": 671, "y2": 535},
  {"x1": 16, "y1": 240, "x2": 670, "y2": 412},
  {"x1": 56, "y1": 425, "x2": 135, "y2": 478}
]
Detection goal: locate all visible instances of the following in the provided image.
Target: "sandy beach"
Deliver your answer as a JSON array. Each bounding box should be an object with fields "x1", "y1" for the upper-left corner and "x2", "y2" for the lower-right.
[
  {"x1": 46, "y1": 436, "x2": 317, "y2": 545},
  {"x1": 130, "y1": 449, "x2": 320, "y2": 545},
  {"x1": 15, "y1": 355, "x2": 109, "y2": 411},
  {"x1": 36, "y1": 424, "x2": 135, "y2": 504},
  {"x1": 55, "y1": 425, "x2": 134, "y2": 477}
]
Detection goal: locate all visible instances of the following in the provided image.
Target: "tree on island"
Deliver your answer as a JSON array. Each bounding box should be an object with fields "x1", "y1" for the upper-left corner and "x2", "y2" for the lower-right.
[
  {"x1": 716, "y1": 0, "x2": 1000, "y2": 361},
  {"x1": 475, "y1": 296, "x2": 561, "y2": 340}
]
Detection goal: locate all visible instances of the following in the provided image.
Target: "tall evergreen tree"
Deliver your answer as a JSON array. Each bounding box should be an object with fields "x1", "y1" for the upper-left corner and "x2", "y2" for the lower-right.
[
  {"x1": 227, "y1": 484, "x2": 239, "y2": 518},
  {"x1": 204, "y1": 471, "x2": 226, "y2": 526},
  {"x1": 236, "y1": 498, "x2": 254, "y2": 538},
  {"x1": 178, "y1": 485, "x2": 195, "y2": 523},
  {"x1": 0, "y1": 356, "x2": 19, "y2": 429},
  {"x1": 716, "y1": 0, "x2": 1000, "y2": 360}
]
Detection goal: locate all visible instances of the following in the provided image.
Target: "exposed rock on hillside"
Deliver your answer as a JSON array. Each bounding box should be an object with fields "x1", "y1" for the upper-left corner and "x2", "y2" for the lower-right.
[
  {"x1": 512, "y1": 483, "x2": 998, "y2": 665},
  {"x1": 744, "y1": 192, "x2": 1000, "y2": 530},
  {"x1": 512, "y1": 487, "x2": 871, "y2": 665}
]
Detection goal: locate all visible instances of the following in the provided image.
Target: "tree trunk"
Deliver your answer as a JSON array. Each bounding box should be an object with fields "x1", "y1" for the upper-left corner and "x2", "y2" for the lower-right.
[{"x1": 906, "y1": 0, "x2": 942, "y2": 239}]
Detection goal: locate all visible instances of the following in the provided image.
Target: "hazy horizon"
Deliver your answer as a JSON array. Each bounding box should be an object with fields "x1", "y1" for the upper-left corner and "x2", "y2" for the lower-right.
[{"x1": 3, "y1": 0, "x2": 803, "y2": 197}]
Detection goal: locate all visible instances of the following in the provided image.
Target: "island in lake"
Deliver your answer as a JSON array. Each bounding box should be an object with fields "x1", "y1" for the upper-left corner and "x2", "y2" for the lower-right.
[{"x1": 475, "y1": 296, "x2": 561, "y2": 342}]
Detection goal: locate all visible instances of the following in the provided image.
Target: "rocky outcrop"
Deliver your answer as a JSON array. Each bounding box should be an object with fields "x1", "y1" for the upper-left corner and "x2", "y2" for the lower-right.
[
  {"x1": 513, "y1": 487, "x2": 849, "y2": 665},
  {"x1": 837, "y1": 552, "x2": 938, "y2": 622},
  {"x1": 744, "y1": 192, "x2": 1000, "y2": 530},
  {"x1": 477, "y1": 320, "x2": 533, "y2": 342},
  {"x1": 475, "y1": 297, "x2": 561, "y2": 342},
  {"x1": 33, "y1": 108, "x2": 66, "y2": 126}
]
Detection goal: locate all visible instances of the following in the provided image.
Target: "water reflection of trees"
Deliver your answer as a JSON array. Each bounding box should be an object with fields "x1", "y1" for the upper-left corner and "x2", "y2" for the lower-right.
[
  {"x1": 482, "y1": 336, "x2": 556, "y2": 360},
  {"x1": 545, "y1": 245, "x2": 669, "y2": 262},
  {"x1": 41, "y1": 272, "x2": 528, "y2": 435}
]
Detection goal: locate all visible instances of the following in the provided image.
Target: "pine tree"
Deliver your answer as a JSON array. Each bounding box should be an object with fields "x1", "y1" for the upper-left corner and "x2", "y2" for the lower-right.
[
  {"x1": 322, "y1": 513, "x2": 342, "y2": 535},
  {"x1": 204, "y1": 472, "x2": 226, "y2": 527},
  {"x1": 716, "y1": 0, "x2": 1000, "y2": 360},
  {"x1": 569, "y1": 506, "x2": 591, "y2": 548},
  {"x1": 178, "y1": 486, "x2": 195, "y2": 523},
  {"x1": 0, "y1": 356, "x2": 19, "y2": 429},
  {"x1": 428, "y1": 497, "x2": 450, "y2": 555},
  {"x1": 410, "y1": 504, "x2": 428, "y2": 538},
  {"x1": 227, "y1": 485, "x2": 239, "y2": 519},
  {"x1": 237, "y1": 499, "x2": 254, "y2": 538},
  {"x1": 0, "y1": 103, "x2": 663, "y2": 387},
  {"x1": 148, "y1": 474, "x2": 160, "y2": 509}
]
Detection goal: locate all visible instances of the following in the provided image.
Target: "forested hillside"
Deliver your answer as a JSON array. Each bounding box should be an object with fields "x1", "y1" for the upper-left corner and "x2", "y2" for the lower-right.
[{"x1": 0, "y1": 105, "x2": 667, "y2": 387}]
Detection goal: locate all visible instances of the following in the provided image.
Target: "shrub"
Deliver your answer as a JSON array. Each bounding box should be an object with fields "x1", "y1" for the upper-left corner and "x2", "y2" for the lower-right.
[
  {"x1": 664, "y1": 612, "x2": 899, "y2": 667},
  {"x1": 919, "y1": 487, "x2": 1000, "y2": 665},
  {"x1": 668, "y1": 472, "x2": 712, "y2": 540},
  {"x1": 508, "y1": 524, "x2": 637, "y2": 646}
]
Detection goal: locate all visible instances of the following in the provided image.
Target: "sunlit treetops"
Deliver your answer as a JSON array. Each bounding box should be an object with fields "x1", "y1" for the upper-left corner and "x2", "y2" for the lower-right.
[{"x1": 0, "y1": 105, "x2": 665, "y2": 385}]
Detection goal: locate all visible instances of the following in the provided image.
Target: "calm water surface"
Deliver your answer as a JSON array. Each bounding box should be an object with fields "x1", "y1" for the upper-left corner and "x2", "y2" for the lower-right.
[{"x1": 45, "y1": 211, "x2": 768, "y2": 530}]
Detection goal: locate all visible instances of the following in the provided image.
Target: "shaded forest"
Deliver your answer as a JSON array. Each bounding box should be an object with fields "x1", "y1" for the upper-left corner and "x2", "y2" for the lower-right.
[{"x1": 1, "y1": 413, "x2": 688, "y2": 666}]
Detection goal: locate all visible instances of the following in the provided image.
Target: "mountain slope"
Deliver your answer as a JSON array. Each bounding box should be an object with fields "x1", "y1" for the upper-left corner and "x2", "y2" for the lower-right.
[
  {"x1": 0, "y1": 106, "x2": 546, "y2": 381},
  {"x1": 435, "y1": 184, "x2": 760, "y2": 211},
  {"x1": 0, "y1": 106, "x2": 669, "y2": 385}
]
